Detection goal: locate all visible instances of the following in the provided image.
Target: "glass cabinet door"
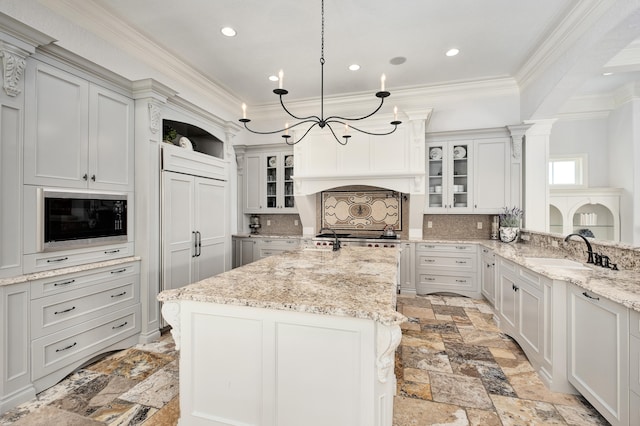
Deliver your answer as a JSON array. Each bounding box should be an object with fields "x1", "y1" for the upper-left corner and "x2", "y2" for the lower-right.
[
  {"x1": 427, "y1": 145, "x2": 445, "y2": 209},
  {"x1": 266, "y1": 155, "x2": 278, "y2": 208},
  {"x1": 451, "y1": 143, "x2": 469, "y2": 209},
  {"x1": 283, "y1": 154, "x2": 294, "y2": 209}
]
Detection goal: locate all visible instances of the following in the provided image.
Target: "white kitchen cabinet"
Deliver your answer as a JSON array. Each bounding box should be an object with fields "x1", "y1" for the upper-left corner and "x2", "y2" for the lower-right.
[
  {"x1": 496, "y1": 258, "x2": 547, "y2": 368},
  {"x1": 399, "y1": 242, "x2": 415, "y2": 295},
  {"x1": 162, "y1": 171, "x2": 227, "y2": 292},
  {"x1": 253, "y1": 238, "x2": 300, "y2": 260},
  {"x1": 630, "y1": 310, "x2": 640, "y2": 426},
  {"x1": 24, "y1": 61, "x2": 134, "y2": 191},
  {"x1": 0, "y1": 283, "x2": 33, "y2": 413},
  {"x1": 426, "y1": 141, "x2": 473, "y2": 212},
  {"x1": 243, "y1": 146, "x2": 296, "y2": 213},
  {"x1": 480, "y1": 247, "x2": 496, "y2": 306},
  {"x1": 473, "y1": 138, "x2": 511, "y2": 213},
  {"x1": 567, "y1": 283, "x2": 629, "y2": 426},
  {"x1": 232, "y1": 237, "x2": 258, "y2": 267},
  {"x1": 415, "y1": 243, "x2": 479, "y2": 298}
]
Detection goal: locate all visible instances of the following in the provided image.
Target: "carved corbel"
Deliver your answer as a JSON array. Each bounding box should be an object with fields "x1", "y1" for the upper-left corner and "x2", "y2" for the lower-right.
[
  {"x1": 0, "y1": 45, "x2": 28, "y2": 97},
  {"x1": 511, "y1": 137, "x2": 522, "y2": 160},
  {"x1": 376, "y1": 323, "x2": 402, "y2": 383},
  {"x1": 161, "y1": 302, "x2": 181, "y2": 350},
  {"x1": 148, "y1": 103, "x2": 161, "y2": 134}
]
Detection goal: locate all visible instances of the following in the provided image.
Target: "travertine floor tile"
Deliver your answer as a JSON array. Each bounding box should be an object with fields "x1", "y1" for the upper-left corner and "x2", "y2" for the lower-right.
[
  {"x1": 393, "y1": 396, "x2": 469, "y2": 426},
  {"x1": 430, "y1": 371, "x2": 493, "y2": 409},
  {"x1": 491, "y1": 394, "x2": 566, "y2": 425}
]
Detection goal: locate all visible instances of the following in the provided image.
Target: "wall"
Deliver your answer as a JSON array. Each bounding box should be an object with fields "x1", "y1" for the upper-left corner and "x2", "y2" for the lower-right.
[{"x1": 549, "y1": 117, "x2": 609, "y2": 187}]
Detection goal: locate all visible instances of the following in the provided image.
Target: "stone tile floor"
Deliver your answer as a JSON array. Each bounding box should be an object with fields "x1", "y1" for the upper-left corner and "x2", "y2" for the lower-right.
[{"x1": 0, "y1": 294, "x2": 609, "y2": 425}]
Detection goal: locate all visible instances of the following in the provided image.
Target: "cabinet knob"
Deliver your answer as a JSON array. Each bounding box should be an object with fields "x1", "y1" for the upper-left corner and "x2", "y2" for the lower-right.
[
  {"x1": 91, "y1": 174, "x2": 96, "y2": 181},
  {"x1": 82, "y1": 174, "x2": 88, "y2": 181}
]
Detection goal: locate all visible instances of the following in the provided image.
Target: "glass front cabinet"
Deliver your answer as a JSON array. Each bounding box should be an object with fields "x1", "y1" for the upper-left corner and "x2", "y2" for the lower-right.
[
  {"x1": 244, "y1": 149, "x2": 296, "y2": 213},
  {"x1": 426, "y1": 141, "x2": 473, "y2": 213}
]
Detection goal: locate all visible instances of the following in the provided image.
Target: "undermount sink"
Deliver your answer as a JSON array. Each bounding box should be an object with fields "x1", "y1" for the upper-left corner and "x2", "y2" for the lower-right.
[{"x1": 524, "y1": 257, "x2": 591, "y2": 270}]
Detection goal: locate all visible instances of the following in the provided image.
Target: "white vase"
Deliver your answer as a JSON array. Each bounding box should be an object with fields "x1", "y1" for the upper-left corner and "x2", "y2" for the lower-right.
[{"x1": 499, "y1": 227, "x2": 519, "y2": 243}]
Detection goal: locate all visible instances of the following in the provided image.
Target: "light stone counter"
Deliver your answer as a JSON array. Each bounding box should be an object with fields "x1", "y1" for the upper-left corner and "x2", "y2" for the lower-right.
[
  {"x1": 0, "y1": 256, "x2": 141, "y2": 287},
  {"x1": 158, "y1": 246, "x2": 405, "y2": 326},
  {"x1": 478, "y1": 240, "x2": 640, "y2": 313}
]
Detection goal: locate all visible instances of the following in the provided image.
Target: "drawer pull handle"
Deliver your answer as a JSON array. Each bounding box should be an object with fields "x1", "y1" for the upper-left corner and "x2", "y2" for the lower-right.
[
  {"x1": 55, "y1": 342, "x2": 77, "y2": 352},
  {"x1": 105, "y1": 249, "x2": 120, "y2": 254},
  {"x1": 455, "y1": 279, "x2": 467, "y2": 283},
  {"x1": 455, "y1": 261, "x2": 467, "y2": 264},
  {"x1": 110, "y1": 268, "x2": 127, "y2": 274},
  {"x1": 47, "y1": 257, "x2": 68, "y2": 263},
  {"x1": 455, "y1": 246, "x2": 467, "y2": 250},
  {"x1": 424, "y1": 259, "x2": 435, "y2": 263},
  {"x1": 112, "y1": 321, "x2": 128, "y2": 330},
  {"x1": 54, "y1": 306, "x2": 76, "y2": 315},
  {"x1": 582, "y1": 291, "x2": 600, "y2": 301},
  {"x1": 425, "y1": 277, "x2": 435, "y2": 281},
  {"x1": 111, "y1": 291, "x2": 127, "y2": 298},
  {"x1": 54, "y1": 279, "x2": 75, "y2": 287}
]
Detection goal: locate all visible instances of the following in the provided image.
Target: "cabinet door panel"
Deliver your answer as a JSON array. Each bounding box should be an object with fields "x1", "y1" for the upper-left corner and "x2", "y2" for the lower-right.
[
  {"x1": 568, "y1": 287, "x2": 629, "y2": 425},
  {"x1": 474, "y1": 139, "x2": 509, "y2": 213},
  {"x1": 25, "y1": 63, "x2": 88, "y2": 187},
  {"x1": 162, "y1": 172, "x2": 195, "y2": 291},
  {"x1": 88, "y1": 85, "x2": 134, "y2": 190},
  {"x1": 194, "y1": 177, "x2": 226, "y2": 280},
  {"x1": 518, "y1": 285, "x2": 542, "y2": 355},
  {"x1": 498, "y1": 274, "x2": 517, "y2": 332},
  {"x1": 245, "y1": 154, "x2": 262, "y2": 211}
]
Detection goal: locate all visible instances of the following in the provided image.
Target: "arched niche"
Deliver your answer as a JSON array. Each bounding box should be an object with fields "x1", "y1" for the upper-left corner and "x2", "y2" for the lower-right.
[
  {"x1": 569, "y1": 202, "x2": 618, "y2": 241},
  {"x1": 549, "y1": 204, "x2": 563, "y2": 235},
  {"x1": 163, "y1": 119, "x2": 224, "y2": 159}
]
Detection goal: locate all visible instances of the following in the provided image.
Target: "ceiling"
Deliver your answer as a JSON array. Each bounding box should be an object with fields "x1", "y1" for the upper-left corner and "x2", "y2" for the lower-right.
[{"x1": 39, "y1": 0, "x2": 640, "y2": 110}]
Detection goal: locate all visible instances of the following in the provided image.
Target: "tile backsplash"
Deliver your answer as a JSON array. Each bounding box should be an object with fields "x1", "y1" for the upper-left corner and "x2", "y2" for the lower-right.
[{"x1": 422, "y1": 214, "x2": 493, "y2": 240}]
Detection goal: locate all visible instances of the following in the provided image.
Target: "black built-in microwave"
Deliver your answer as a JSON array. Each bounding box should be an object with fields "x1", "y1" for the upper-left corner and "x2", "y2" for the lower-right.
[{"x1": 41, "y1": 190, "x2": 128, "y2": 251}]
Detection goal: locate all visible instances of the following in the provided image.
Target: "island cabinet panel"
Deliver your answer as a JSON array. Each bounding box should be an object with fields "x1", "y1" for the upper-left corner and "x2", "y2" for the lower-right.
[
  {"x1": 630, "y1": 310, "x2": 640, "y2": 426},
  {"x1": 174, "y1": 301, "x2": 394, "y2": 426},
  {"x1": 415, "y1": 243, "x2": 479, "y2": 298}
]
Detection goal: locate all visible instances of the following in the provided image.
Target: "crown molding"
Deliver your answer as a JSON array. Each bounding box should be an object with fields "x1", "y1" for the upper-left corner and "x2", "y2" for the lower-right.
[
  {"x1": 39, "y1": 0, "x2": 242, "y2": 110},
  {"x1": 0, "y1": 12, "x2": 55, "y2": 53},
  {"x1": 516, "y1": 0, "x2": 617, "y2": 90}
]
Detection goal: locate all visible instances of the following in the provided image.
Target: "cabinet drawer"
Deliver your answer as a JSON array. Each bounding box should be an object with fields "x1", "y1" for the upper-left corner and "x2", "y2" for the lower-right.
[
  {"x1": 31, "y1": 275, "x2": 139, "y2": 338},
  {"x1": 417, "y1": 253, "x2": 476, "y2": 271},
  {"x1": 416, "y1": 272, "x2": 476, "y2": 294},
  {"x1": 416, "y1": 243, "x2": 475, "y2": 253},
  {"x1": 31, "y1": 304, "x2": 140, "y2": 380},
  {"x1": 498, "y1": 257, "x2": 517, "y2": 274},
  {"x1": 31, "y1": 262, "x2": 139, "y2": 299},
  {"x1": 518, "y1": 266, "x2": 543, "y2": 290},
  {"x1": 24, "y1": 243, "x2": 134, "y2": 274}
]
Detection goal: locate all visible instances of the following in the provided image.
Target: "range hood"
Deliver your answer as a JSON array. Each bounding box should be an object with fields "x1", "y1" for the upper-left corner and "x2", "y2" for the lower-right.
[{"x1": 293, "y1": 111, "x2": 431, "y2": 239}]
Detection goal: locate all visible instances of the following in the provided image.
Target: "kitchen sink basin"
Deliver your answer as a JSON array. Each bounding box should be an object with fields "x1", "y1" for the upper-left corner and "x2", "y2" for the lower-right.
[{"x1": 524, "y1": 257, "x2": 591, "y2": 270}]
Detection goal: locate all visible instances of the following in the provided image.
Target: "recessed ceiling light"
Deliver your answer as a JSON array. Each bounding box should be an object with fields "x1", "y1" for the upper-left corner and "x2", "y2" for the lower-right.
[
  {"x1": 390, "y1": 56, "x2": 406, "y2": 65},
  {"x1": 268, "y1": 75, "x2": 279, "y2": 82},
  {"x1": 445, "y1": 48, "x2": 460, "y2": 57},
  {"x1": 348, "y1": 64, "x2": 360, "y2": 71},
  {"x1": 602, "y1": 72, "x2": 613, "y2": 76},
  {"x1": 221, "y1": 27, "x2": 237, "y2": 37}
]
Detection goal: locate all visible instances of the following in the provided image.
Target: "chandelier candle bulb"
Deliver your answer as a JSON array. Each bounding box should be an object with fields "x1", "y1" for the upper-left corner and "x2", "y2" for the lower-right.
[
  {"x1": 279, "y1": 69, "x2": 284, "y2": 89},
  {"x1": 394, "y1": 106, "x2": 398, "y2": 121},
  {"x1": 285, "y1": 122, "x2": 289, "y2": 135},
  {"x1": 242, "y1": 103, "x2": 247, "y2": 119},
  {"x1": 380, "y1": 74, "x2": 386, "y2": 91}
]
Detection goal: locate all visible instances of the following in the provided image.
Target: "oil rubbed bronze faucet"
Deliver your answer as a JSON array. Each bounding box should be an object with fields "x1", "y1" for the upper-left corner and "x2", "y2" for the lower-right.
[
  {"x1": 320, "y1": 227, "x2": 341, "y2": 252},
  {"x1": 564, "y1": 233, "x2": 594, "y2": 264}
]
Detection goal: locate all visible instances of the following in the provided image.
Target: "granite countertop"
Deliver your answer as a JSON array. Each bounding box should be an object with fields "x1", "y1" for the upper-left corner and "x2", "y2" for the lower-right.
[
  {"x1": 158, "y1": 246, "x2": 406, "y2": 326},
  {"x1": 479, "y1": 240, "x2": 640, "y2": 313},
  {"x1": 0, "y1": 256, "x2": 141, "y2": 287}
]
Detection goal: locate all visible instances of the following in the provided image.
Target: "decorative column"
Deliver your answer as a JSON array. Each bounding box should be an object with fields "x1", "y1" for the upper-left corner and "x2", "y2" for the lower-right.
[
  {"x1": 522, "y1": 119, "x2": 556, "y2": 232},
  {"x1": 406, "y1": 109, "x2": 432, "y2": 240},
  {"x1": 507, "y1": 123, "x2": 532, "y2": 210},
  {"x1": 131, "y1": 79, "x2": 178, "y2": 343}
]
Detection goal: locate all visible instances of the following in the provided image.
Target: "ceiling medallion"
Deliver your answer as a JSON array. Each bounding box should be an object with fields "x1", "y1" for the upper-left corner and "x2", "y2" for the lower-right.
[{"x1": 239, "y1": 0, "x2": 401, "y2": 145}]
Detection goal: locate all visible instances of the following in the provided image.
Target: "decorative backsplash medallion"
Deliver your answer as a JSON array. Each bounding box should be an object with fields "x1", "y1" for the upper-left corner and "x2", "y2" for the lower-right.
[{"x1": 321, "y1": 190, "x2": 401, "y2": 231}]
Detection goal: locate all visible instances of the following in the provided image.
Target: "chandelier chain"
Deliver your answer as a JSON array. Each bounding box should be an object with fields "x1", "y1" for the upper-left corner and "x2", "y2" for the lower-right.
[{"x1": 320, "y1": 0, "x2": 325, "y2": 63}]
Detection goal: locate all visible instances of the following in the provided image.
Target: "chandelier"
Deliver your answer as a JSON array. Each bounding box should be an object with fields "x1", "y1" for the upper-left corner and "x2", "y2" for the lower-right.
[{"x1": 239, "y1": 0, "x2": 402, "y2": 145}]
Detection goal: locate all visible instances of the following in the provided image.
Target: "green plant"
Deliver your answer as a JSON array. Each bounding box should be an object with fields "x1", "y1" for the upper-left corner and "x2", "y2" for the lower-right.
[
  {"x1": 164, "y1": 127, "x2": 177, "y2": 143},
  {"x1": 499, "y1": 206, "x2": 523, "y2": 227}
]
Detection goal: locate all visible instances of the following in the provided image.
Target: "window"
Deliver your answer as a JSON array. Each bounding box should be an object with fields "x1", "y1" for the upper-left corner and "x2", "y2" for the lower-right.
[{"x1": 549, "y1": 155, "x2": 587, "y2": 187}]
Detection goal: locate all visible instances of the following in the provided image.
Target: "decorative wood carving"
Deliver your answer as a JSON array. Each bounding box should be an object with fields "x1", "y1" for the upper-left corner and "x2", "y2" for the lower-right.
[
  {"x1": 161, "y1": 302, "x2": 181, "y2": 350},
  {"x1": 148, "y1": 103, "x2": 161, "y2": 134},
  {"x1": 376, "y1": 324, "x2": 402, "y2": 383},
  {"x1": 0, "y1": 47, "x2": 27, "y2": 97}
]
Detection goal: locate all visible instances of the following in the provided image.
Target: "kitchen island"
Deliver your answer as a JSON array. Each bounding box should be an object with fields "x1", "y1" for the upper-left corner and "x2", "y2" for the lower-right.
[{"x1": 158, "y1": 246, "x2": 405, "y2": 426}]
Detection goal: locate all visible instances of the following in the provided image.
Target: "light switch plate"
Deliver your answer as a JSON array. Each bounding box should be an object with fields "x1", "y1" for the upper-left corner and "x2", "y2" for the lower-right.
[
  {"x1": 427, "y1": 221, "x2": 433, "y2": 228},
  {"x1": 477, "y1": 222, "x2": 482, "y2": 229}
]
